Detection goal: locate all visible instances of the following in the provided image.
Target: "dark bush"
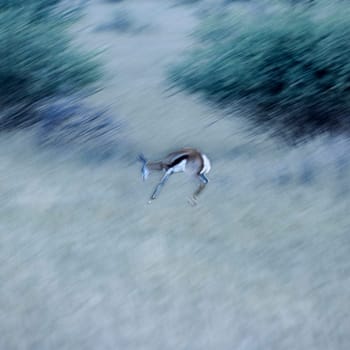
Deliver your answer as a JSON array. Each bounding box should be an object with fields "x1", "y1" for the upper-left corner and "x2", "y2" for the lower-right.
[
  {"x1": 36, "y1": 98, "x2": 122, "y2": 161},
  {"x1": 169, "y1": 1, "x2": 350, "y2": 139},
  {"x1": 97, "y1": 10, "x2": 135, "y2": 32},
  {"x1": 174, "y1": 0, "x2": 202, "y2": 4},
  {"x1": 96, "y1": 10, "x2": 150, "y2": 33},
  {"x1": 0, "y1": 8, "x2": 100, "y2": 129}
]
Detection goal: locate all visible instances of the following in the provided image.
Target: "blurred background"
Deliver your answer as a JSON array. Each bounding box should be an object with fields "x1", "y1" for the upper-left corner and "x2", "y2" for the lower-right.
[{"x1": 0, "y1": 0, "x2": 349, "y2": 349}]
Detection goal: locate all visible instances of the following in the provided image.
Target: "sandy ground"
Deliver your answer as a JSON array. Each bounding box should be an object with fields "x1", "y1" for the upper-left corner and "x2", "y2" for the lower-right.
[{"x1": 1, "y1": 1, "x2": 350, "y2": 349}]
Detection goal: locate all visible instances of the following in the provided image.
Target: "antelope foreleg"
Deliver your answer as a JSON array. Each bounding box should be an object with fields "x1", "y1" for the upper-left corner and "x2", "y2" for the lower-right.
[{"x1": 149, "y1": 169, "x2": 173, "y2": 202}]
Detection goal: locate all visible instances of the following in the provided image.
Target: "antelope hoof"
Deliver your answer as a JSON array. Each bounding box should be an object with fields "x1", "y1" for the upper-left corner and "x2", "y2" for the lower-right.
[{"x1": 149, "y1": 195, "x2": 157, "y2": 203}]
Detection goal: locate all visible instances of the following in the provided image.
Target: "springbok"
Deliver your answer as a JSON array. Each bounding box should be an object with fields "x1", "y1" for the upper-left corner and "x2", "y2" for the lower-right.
[{"x1": 138, "y1": 148, "x2": 211, "y2": 205}]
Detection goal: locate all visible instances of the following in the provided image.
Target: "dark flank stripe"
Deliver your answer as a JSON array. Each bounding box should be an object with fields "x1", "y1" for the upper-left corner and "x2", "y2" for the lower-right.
[{"x1": 169, "y1": 154, "x2": 189, "y2": 168}]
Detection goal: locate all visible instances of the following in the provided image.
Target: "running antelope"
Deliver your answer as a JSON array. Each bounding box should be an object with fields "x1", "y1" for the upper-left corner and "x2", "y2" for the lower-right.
[{"x1": 138, "y1": 148, "x2": 211, "y2": 205}]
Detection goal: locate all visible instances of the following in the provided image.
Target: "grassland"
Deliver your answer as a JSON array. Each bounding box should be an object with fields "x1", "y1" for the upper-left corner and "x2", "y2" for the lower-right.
[{"x1": 0, "y1": 1, "x2": 349, "y2": 349}]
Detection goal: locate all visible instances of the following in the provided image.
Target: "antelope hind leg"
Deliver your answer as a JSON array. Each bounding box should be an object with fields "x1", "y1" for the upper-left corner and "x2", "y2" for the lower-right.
[{"x1": 188, "y1": 174, "x2": 208, "y2": 206}]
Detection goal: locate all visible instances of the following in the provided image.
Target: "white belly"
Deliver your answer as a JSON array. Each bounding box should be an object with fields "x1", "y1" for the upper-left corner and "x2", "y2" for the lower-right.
[{"x1": 171, "y1": 159, "x2": 187, "y2": 173}]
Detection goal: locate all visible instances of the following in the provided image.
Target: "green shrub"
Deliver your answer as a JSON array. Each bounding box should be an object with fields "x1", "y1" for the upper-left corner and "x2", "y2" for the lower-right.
[
  {"x1": 0, "y1": 0, "x2": 83, "y2": 22},
  {"x1": 169, "y1": 1, "x2": 350, "y2": 138},
  {"x1": 0, "y1": 0, "x2": 60, "y2": 11},
  {"x1": 0, "y1": 9, "x2": 100, "y2": 129}
]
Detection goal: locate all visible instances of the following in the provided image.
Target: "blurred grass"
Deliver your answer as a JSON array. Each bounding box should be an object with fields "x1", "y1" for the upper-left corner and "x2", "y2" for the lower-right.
[{"x1": 0, "y1": 1, "x2": 349, "y2": 350}]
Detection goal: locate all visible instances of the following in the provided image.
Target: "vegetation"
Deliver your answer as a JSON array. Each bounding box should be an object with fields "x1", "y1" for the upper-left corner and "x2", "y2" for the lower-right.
[
  {"x1": 0, "y1": 0, "x2": 61, "y2": 13},
  {"x1": 104, "y1": 0, "x2": 124, "y2": 3},
  {"x1": 174, "y1": 0, "x2": 202, "y2": 4},
  {"x1": 36, "y1": 98, "x2": 122, "y2": 161},
  {"x1": 97, "y1": 10, "x2": 141, "y2": 33},
  {"x1": 0, "y1": 1, "x2": 100, "y2": 129},
  {"x1": 0, "y1": 0, "x2": 80, "y2": 22},
  {"x1": 169, "y1": 1, "x2": 350, "y2": 139}
]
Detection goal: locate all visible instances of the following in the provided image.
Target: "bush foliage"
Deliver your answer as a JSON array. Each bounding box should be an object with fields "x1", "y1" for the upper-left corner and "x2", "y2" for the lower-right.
[
  {"x1": 96, "y1": 10, "x2": 147, "y2": 33},
  {"x1": 169, "y1": 1, "x2": 350, "y2": 138},
  {"x1": 0, "y1": 2, "x2": 100, "y2": 129},
  {"x1": 0, "y1": 0, "x2": 81, "y2": 22},
  {"x1": 36, "y1": 98, "x2": 122, "y2": 160}
]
